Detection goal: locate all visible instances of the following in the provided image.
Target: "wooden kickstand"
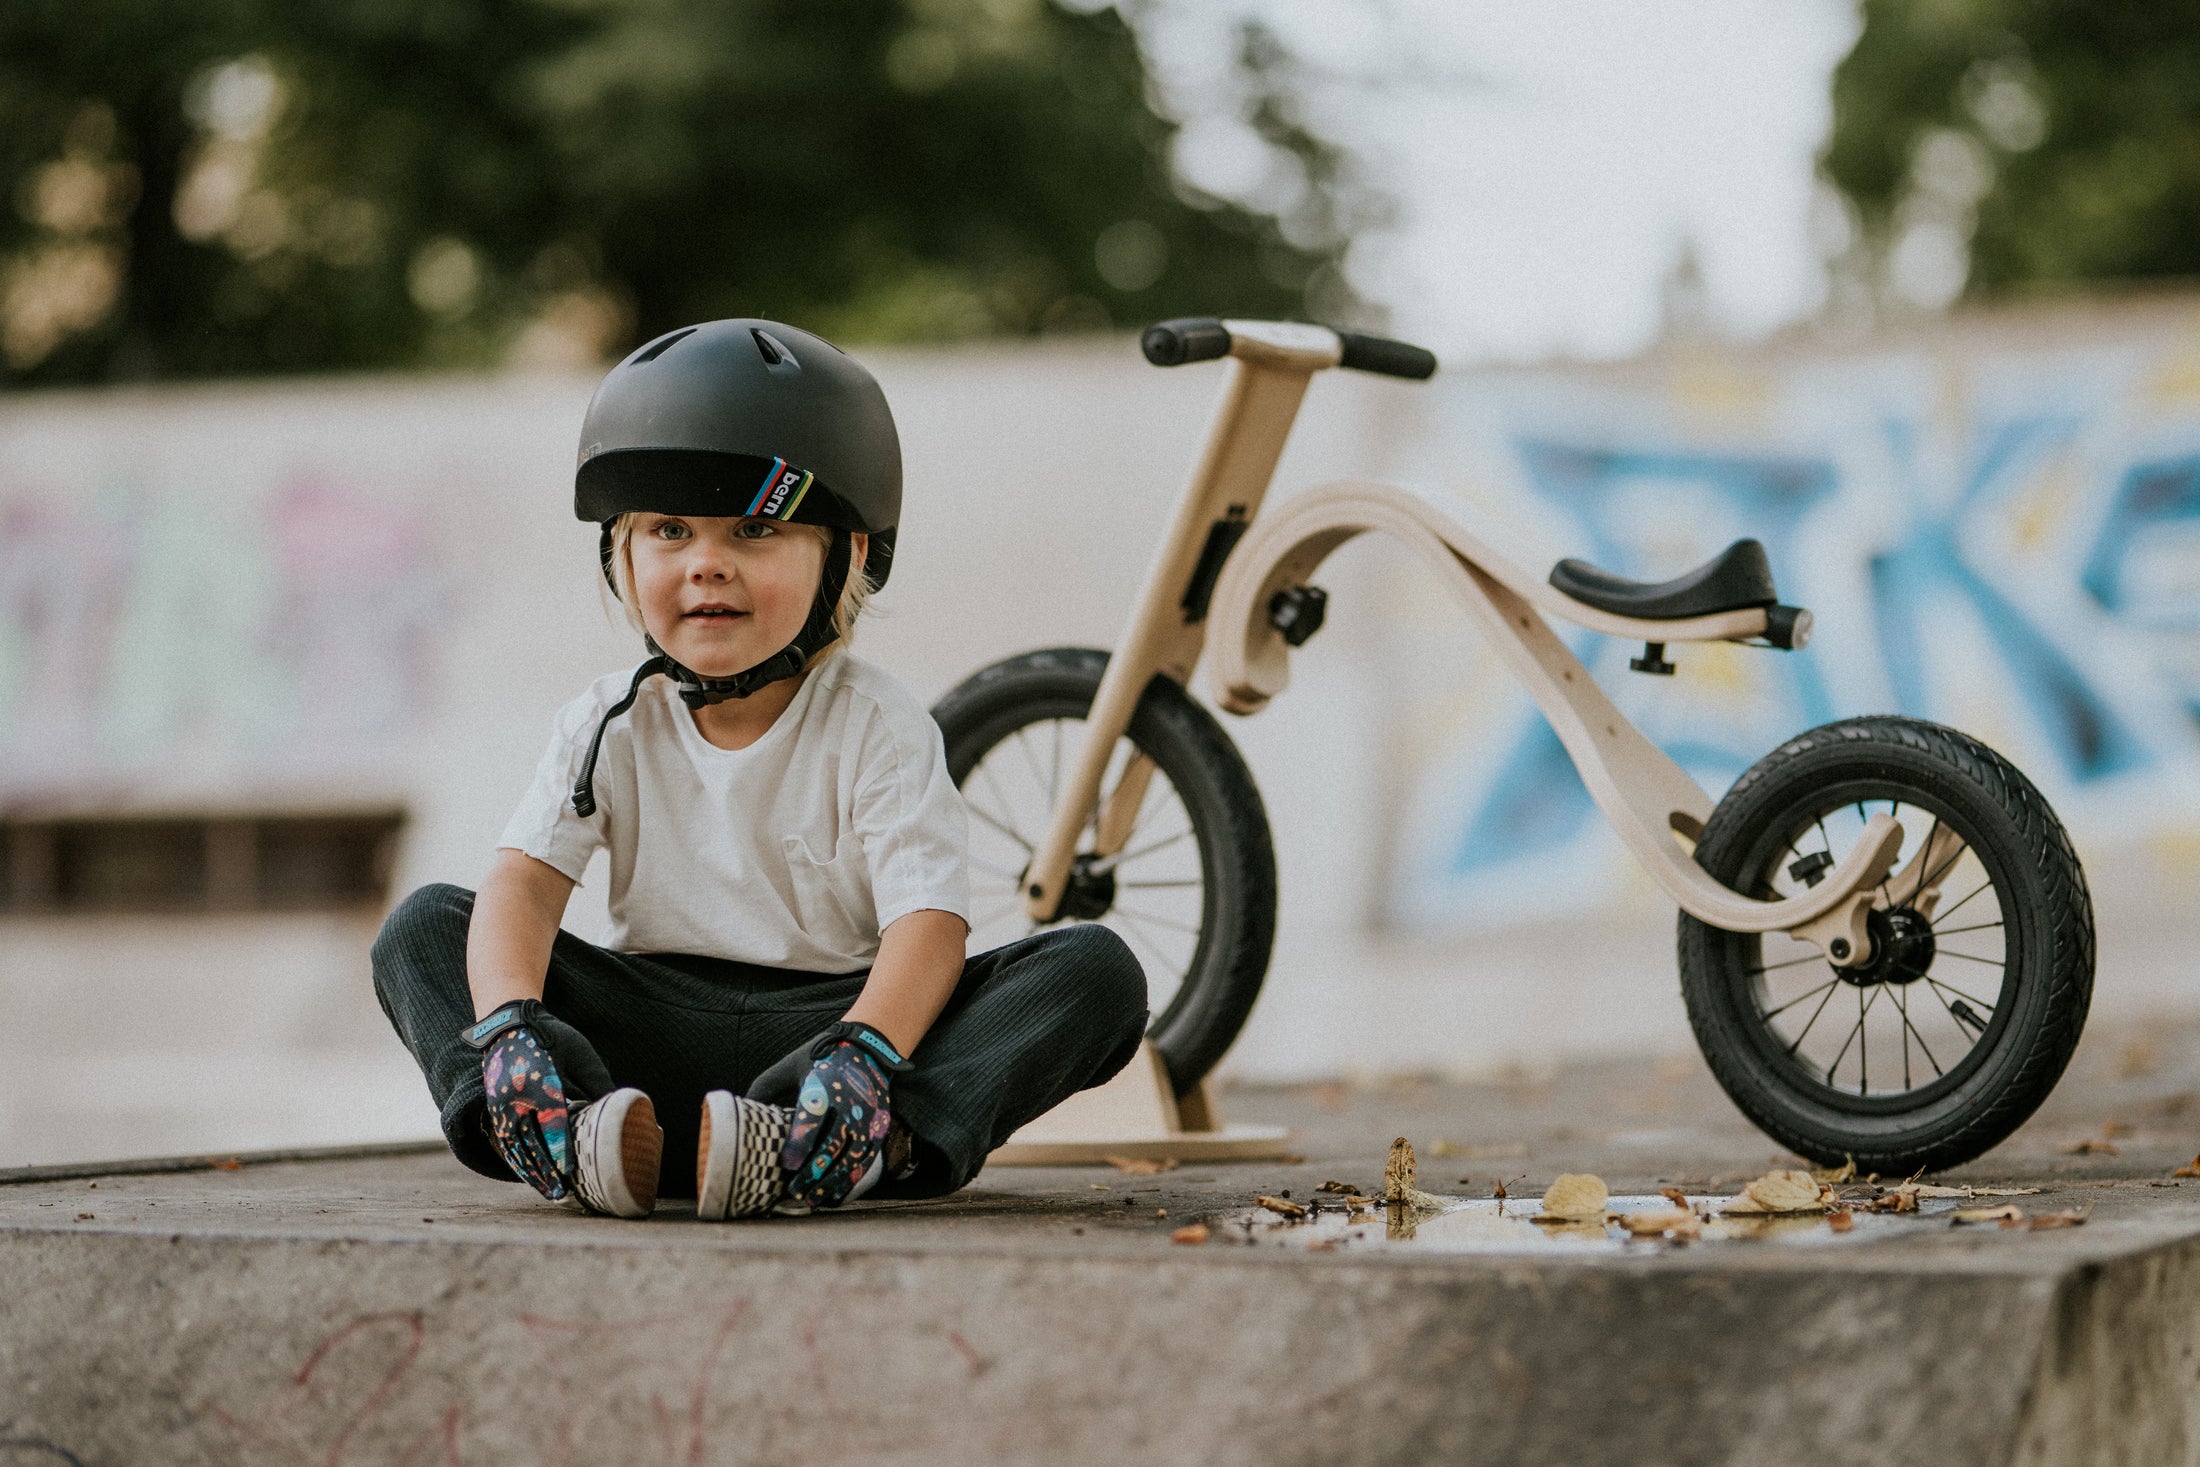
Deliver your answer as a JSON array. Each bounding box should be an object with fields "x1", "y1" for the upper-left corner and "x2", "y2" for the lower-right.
[{"x1": 987, "y1": 1041, "x2": 1293, "y2": 1165}]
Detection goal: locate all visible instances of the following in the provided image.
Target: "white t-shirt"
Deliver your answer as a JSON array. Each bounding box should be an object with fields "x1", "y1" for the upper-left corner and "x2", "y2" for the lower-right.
[{"x1": 498, "y1": 653, "x2": 971, "y2": 972}]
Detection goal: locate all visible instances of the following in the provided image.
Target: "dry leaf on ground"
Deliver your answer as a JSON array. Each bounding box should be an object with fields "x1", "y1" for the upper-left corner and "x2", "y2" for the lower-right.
[
  {"x1": 208, "y1": 1157, "x2": 244, "y2": 1172},
  {"x1": 1170, "y1": 1223, "x2": 1210, "y2": 1245},
  {"x1": 1722, "y1": 1169, "x2": 1826, "y2": 1214},
  {"x1": 1105, "y1": 1156, "x2": 1180, "y2": 1176},
  {"x1": 1827, "y1": 1208, "x2": 1856, "y2": 1233},
  {"x1": 1315, "y1": 1180, "x2": 1362, "y2": 1195},
  {"x1": 2060, "y1": 1139, "x2": 2120, "y2": 1156},
  {"x1": 2171, "y1": 1156, "x2": 2200, "y2": 1179},
  {"x1": 1812, "y1": 1158, "x2": 1857, "y2": 1185},
  {"x1": 1384, "y1": 1137, "x2": 1416, "y2": 1201},
  {"x1": 1898, "y1": 1183, "x2": 2039, "y2": 1199},
  {"x1": 1659, "y1": 1186, "x2": 1693, "y2": 1209},
  {"x1": 1256, "y1": 1195, "x2": 1308, "y2": 1220},
  {"x1": 1537, "y1": 1173, "x2": 1609, "y2": 1221},
  {"x1": 1950, "y1": 1204, "x2": 2025, "y2": 1226},
  {"x1": 1866, "y1": 1190, "x2": 1919, "y2": 1214},
  {"x1": 2026, "y1": 1208, "x2": 2089, "y2": 1230},
  {"x1": 1617, "y1": 1208, "x2": 1694, "y2": 1237}
]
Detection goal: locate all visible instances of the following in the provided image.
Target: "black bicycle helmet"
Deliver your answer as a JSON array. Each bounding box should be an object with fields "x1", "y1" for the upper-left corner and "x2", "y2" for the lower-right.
[{"x1": 566, "y1": 319, "x2": 903, "y2": 817}]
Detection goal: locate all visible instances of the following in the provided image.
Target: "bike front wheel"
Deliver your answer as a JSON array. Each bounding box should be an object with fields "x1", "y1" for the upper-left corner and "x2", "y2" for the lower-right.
[
  {"x1": 1678, "y1": 716, "x2": 2095, "y2": 1175},
  {"x1": 931, "y1": 647, "x2": 1276, "y2": 1095}
]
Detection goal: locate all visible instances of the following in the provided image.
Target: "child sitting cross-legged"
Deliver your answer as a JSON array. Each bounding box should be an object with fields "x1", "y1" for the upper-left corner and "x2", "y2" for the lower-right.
[{"x1": 372, "y1": 319, "x2": 1150, "y2": 1217}]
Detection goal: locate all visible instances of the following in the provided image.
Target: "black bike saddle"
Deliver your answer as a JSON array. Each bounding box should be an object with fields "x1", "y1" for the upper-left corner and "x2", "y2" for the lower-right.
[{"x1": 1547, "y1": 538, "x2": 1777, "y2": 620}]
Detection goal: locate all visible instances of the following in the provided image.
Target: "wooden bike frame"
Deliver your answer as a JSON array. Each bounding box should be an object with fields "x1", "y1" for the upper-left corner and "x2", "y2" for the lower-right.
[{"x1": 1020, "y1": 322, "x2": 1956, "y2": 967}]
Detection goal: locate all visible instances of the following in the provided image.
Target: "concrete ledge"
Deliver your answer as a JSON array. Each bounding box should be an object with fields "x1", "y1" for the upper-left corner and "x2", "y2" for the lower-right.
[{"x1": 4, "y1": 1152, "x2": 2200, "y2": 1465}]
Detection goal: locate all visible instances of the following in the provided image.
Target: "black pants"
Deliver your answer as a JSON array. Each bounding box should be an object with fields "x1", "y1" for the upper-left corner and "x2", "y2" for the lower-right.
[{"x1": 371, "y1": 884, "x2": 1149, "y2": 1200}]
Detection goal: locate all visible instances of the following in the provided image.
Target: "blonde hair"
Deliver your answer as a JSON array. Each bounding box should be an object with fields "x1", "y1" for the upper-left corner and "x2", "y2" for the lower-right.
[{"x1": 602, "y1": 513, "x2": 874, "y2": 667}]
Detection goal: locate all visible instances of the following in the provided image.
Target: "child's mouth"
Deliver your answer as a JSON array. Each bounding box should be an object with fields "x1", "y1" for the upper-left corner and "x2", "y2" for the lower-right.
[{"x1": 684, "y1": 606, "x2": 747, "y2": 621}]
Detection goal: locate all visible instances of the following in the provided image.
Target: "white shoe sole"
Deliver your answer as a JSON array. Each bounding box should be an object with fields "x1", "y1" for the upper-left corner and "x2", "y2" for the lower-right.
[{"x1": 571, "y1": 1088, "x2": 661, "y2": 1219}]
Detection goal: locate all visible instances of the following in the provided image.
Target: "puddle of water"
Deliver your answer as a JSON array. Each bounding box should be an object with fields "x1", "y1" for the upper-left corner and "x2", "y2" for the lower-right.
[{"x1": 1229, "y1": 1195, "x2": 1953, "y2": 1255}]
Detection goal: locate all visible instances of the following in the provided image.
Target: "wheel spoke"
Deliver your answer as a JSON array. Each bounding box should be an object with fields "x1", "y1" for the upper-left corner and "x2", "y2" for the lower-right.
[
  {"x1": 1111, "y1": 903, "x2": 1200, "y2": 935},
  {"x1": 1825, "y1": 985, "x2": 1882, "y2": 1089},
  {"x1": 1924, "y1": 973, "x2": 1997, "y2": 1010},
  {"x1": 965, "y1": 794, "x2": 1034, "y2": 853},
  {"x1": 1932, "y1": 877, "x2": 1995, "y2": 925},
  {"x1": 1934, "y1": 950, "x2": 2005, "y2": 968},
  {"x1": 1761, "y1": 977, "x2": 1838, "y2": 1020},
  {"x1": 1118, "y1": 878, "x2": 1201, "y2": 890},
  {"x1": 1110, "y1": 908, "x2": 1185, "y2": 978},
  {"x1": 1014, "y1": 727, "x2": 1051, "y2": 800},
  {"x1": 976, "y1": 759, "x2": 1023, "y2": 831},
  {"x1": 1859, "y1": 983, "x2": 1871, "y2": 1092},
  {"x1": 1117, "y1": 825, "x2": 1194, "y2": 865},
  {"x1": 1906, "y1": 815, "x2": 1975, "y2": 908},
  {"x1": 1824, "y1": 988, "x2": 1868, "y2": 1086},
  {"x1": 1784, "y1": 982, "x2": 1839, "y2": 1058},
  {"x1": 1893, "y1": 986, "x2": 1943, "y2": 1080},
  {"x1": 1932, "y1": 919, "x2": 2004, "y2": 938},
  {"x1": 1049, "y1": 720, "x2": 1062, "y2": 807},
  {"x1": 1747, "y1": 952, "x2": 1828, "y2": 976},
  {"x1": 1898, "y1": 984, "x2": 1911, "y2": 1088}
]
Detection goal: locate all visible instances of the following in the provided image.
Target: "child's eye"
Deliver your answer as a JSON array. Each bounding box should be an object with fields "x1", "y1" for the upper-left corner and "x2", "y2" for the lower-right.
[
  {"x1": 652, "y1": 520, "x2": 690, "y2": 541},
  {"x1": 736, "y1": 520, "x2": 777, "y2": 540}
]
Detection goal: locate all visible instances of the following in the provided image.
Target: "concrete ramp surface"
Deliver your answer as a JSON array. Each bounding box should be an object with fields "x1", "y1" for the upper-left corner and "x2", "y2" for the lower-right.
[{"x1": 4, "y1": 1130, "x2": 2199, "y2": 1466}]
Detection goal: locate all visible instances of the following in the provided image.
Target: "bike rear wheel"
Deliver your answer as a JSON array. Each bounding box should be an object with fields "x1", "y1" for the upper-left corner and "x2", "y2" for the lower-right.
[
  {"x1": 1679, "y1": 716, "x2": 2094, "y2": 1174},
  {"x1": 931, "y1": 647, "x2": 1276, "y2": 1095}
]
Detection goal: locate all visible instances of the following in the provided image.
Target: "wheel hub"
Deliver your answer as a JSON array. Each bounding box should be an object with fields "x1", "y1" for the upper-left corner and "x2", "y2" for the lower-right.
[
  {"x1": 1835, "y1": 905, "x2": 1936, "y2": 986},
  {"x1": 1057, "y1": 853, "x2": 1117, "y2": 921}
]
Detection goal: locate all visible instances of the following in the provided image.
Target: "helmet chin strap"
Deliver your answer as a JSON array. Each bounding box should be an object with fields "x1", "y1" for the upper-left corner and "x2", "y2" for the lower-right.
[{"x1": 571, "y1": 529, "x2": 854, "y2": 817}]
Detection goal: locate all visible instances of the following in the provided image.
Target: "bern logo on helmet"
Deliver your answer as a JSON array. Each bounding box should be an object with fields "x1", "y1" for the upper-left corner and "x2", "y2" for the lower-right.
[{"x1": 746, "y1": 458, "x2": 815, "y2": 520}]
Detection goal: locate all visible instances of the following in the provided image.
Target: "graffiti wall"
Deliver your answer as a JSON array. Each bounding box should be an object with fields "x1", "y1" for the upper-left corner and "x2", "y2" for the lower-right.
[
  {"x1": 1387, "y1": 315, "x2": 2200, "y2": 934},
  {"x1": 0, "y1": 463, "x2": 445, "y2": 808}
]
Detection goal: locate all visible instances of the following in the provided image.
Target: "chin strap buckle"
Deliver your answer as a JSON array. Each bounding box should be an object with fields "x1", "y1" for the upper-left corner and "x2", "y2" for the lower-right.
[{"x1": 1629, "y1": 642, "x2": 1676, "y2": 676}]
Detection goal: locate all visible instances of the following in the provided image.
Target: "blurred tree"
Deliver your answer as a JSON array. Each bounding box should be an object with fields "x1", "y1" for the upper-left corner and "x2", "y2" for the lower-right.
[
  {"x1": 1824, "y1": 1, "x2": 2200, "y2": 311},
  {"x1": 0, "y1": 0, "x2": 1359, "y2": 383}
]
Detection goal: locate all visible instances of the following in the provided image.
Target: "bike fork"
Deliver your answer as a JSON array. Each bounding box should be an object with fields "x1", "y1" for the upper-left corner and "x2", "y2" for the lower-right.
[{"x1": 1020, "y1": 343, "x2": 1326, "y2": 921}]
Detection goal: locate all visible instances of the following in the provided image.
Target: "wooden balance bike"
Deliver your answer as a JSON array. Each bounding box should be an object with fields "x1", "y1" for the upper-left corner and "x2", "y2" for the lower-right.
[{"x1": 943, "y1": 318, "x2": 2094, "y2": 1174}]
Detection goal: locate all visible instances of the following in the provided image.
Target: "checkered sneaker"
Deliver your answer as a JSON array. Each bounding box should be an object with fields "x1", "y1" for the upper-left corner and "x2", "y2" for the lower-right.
[
  {"x1": 697, "y1": 1091, "x2": 793, "y2": 1220},
  {"x1": 567, "y1": 1087, "x2": 662, "y2": 1220}
]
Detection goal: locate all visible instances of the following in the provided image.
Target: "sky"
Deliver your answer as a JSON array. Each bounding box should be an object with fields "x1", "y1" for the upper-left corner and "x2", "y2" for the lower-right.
[{"x1": 1139, "y1": 0, "x2": 1863, "y2": 364}]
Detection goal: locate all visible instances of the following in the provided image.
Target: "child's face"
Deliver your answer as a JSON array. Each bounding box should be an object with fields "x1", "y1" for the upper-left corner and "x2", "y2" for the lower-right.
[{"x1": 628, "y1": 514, "x2": 828, "y2": 677}]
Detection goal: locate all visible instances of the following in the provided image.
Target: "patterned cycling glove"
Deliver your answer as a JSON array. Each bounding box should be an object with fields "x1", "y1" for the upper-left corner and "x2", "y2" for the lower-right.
[
  {"x1": 462, "y1": 999, "x2": 616, "y2": 1201},
  {"x1": 780, "y1": 1022, "x2": 914, "y2": 1210},
  {"x1": 482, "y1": 1027, "x2": 572, "y2": 1199}
]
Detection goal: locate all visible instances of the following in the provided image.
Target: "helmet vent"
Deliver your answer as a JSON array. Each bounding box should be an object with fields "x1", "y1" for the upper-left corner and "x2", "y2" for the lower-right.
[
  {"x1": 752, "y1": 328, "x2": 801, "y2": 373},
  {"x1": 630, "y1": 327, "x2": 696, "y2": 364}
]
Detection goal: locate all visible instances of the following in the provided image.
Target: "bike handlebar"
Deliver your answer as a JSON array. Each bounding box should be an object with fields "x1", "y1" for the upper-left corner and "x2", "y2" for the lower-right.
[
  {"x1": 1335, "y1": 330, "x2": 1438, "y2": 380},
  {"x1": 1139, "y1": 318, "x2": 1437, "y2": 380},
  {"x1": 1140, "y1": 318, "x2": 1234, "y2": 367}
]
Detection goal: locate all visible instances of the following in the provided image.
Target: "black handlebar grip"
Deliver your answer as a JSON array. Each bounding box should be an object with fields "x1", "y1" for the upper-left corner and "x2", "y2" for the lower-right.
[
  {"x1": 1142, "y1": 318, "x2": 1233, "y2": 367},
  {"x1": 1335, "y1": 330, "x2": 1438, "y2": 380}
]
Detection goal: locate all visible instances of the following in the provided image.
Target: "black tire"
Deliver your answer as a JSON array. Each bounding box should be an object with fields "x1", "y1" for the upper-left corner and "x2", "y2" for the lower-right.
[
  {"x1": 931, "y1": 647, "x2": 1276, "y2": 1095},
  {"x1": 1679, "y1": 716, "x2": 2094, "y2": 1175}
]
